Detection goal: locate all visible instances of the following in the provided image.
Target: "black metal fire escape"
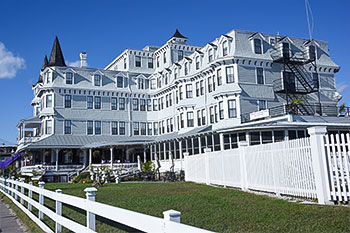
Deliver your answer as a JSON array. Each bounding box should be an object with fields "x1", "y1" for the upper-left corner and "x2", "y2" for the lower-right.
[{"x1": 271, "y1": 41, "x2": 320, "y2": 116}]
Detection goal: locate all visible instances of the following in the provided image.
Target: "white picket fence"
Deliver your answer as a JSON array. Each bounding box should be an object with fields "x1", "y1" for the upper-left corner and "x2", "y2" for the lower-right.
[
  {"x1": 185, "y1": 127, "x2": 350, "y2": 204},
  {"x1": 0, "y1": 177, "x2": 213, "y2": 233}
]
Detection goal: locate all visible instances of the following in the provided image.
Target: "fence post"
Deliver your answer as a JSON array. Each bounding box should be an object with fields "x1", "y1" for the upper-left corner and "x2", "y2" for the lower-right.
[
  {"x1": 307, "y1": 126, "x2": 332, "y2": 205},
  {"x1": 11, "y1": 176, "x2": 15, "y2": 197},
  {"x1": 204, "y1": 148, "x2": 211, "y2": 185},
  {"x1": 84, "y1": 187, "x2": 97, "y2": 231},
  {"x1": 238, "y1": 141, "x2": 248, "y2": 191},
  {"x1": 163, "y1": 209, "x2": 181, "y2": 223},
  {"x1": 14, "y1": 179, "x2": 19, "y2": 201},
  {"x1": 55, "y1": 189, "x2": 62, "y2": 233},
  {"x1": 183, "y1": 152, "x2": 190, "y2": 181},
  {"x1": 20, "y1": 178, "x2": 25, "y2": 205},
  {"x1": 28, "y1": 182, "x2": 33, "y2": 211},
  {"x1": 38, "y1": 181, "x2": 45, "y2": 220}
]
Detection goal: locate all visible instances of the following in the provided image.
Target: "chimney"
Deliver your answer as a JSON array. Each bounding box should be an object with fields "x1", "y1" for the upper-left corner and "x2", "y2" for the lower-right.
[{"x1": 80, "y1": 52, "x2": 87, "y2": 68}]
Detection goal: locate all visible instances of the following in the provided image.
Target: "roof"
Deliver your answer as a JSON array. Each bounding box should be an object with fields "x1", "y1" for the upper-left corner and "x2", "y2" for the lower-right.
[
  {"x1": 41, "y1": 55, "x2": 48, "y2": 71},
  {"x1": 171, "y1": 29, "x2": 187, "y2": 39},
  {"x1": 48, "y1": 36, "x2": 66, "y2": 67}
]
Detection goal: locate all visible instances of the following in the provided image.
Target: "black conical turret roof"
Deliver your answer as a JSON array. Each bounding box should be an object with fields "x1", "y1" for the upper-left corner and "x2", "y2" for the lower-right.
[
  {"x1": 48, "y1": 36, "x2": 66, "y2": 67},
  {"x1": 171, "y1": 29, "x2": 187, "y2": 39},
  {"x1": 41, "y1": 55, "x2": 48, "y2": 71}
]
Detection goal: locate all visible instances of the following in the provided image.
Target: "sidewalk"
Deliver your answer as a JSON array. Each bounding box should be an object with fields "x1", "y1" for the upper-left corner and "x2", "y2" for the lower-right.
[{"x1": 0, "y1": 199, "x2": 27, "y2": 233}]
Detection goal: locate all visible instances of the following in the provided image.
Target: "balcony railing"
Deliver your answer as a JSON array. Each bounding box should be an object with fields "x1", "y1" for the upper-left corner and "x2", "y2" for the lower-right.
[{"x1": 241, "y1": 104, "x2": 350, "y2": 123}]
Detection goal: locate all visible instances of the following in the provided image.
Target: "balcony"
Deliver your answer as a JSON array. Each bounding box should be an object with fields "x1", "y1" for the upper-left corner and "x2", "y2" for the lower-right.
[
  {"x1": 270, "y1": 46, "x2": 314, "y2": 65},
  {"x1": 241, "y1": 104, "x2": 350, "y2": 123}
]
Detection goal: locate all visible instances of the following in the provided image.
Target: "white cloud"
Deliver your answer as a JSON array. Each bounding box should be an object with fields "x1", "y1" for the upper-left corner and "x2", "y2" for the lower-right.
[
  {"x1": 0, "y1": 42, "x2": 25, "y2": 79},
  {"x1": 337, "y1": 82, "x2": 348, "y2": 93},
  {"x1": 67, "y1": 60, "x2": 87, "y2": 67}
]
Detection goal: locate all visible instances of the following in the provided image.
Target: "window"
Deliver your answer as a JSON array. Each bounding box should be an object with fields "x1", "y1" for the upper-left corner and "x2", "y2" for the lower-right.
[
  {"x1": 111, "y1": 121, "x2": 118, "y2": 135},
  {"x1": 138, "y1": 78, "x2": 144, "y2": 89},
  {"x1": 228, "y1": 100, "x2": 237, "y2": 118},
  {"x1": 282, "y1": 43, "x2": 290, "y2": 58},
  {"x1": 270, "y1": 38, "x2": 275, "y2": 46},
  {"x1": 148, "y1": 57, "x2": 153, "y2": 68},
  {"x1": 95, "y1": 121, "x2": 101, "y2": 135},
  {"x1": 196, "y1": 56, "x2": 200, "y2": 70},
  {"x1": 133, "y1": 122, "x2": 139, "y2": 135},
  {"x1": 187, "y1": 112, "x2": 194, "y2": 127},
  {"x1": 111, "y1": 97, "x2": 117, "y2": 110},
  {"x1": 153, "y1": 99, "x2": 158, "y2": 111},
  {"x1": 45, "y1": 120, "x2": 52, "y2": 134},
  {"x1": 214, "y1": 105, "x2": 218, "y2": 122},
  {"x1": 274, "y1": 130, "x2": 285, "y2": 142},
  {"x1": 140, "y1": 99, "x2": 146, "y2": 111},
  {"x1": 140, "y1": 122, "x2": 146, "y2": 135},
  {"x1": 119, "y1": 98, "x2": 125, "y2": 110},
  {"x1": 226, "y1": 66, "x2": 234, "y2": 83},
  {"x1": 180, "y1": 113, "x2": 184, "y2": 128},
  {"x1": 147, "y1": 122, "x2": 152, "y2": 135},
  {"x1": 197, "y1": 110, "x2": 201, "y2": 126},
  {"x1": 166, "y1": 95, "x2": 169, "y2": 108},
  {"x1": 170, "y1": 118, "x2": 174, "y2": 132},
  {"x1": 250, "y1": 132, "x2": 260, "y2": 145},
  {"x1": 257, "y1": 67, "x2": 264, "y2": 84},
  {"x1": 135, "y1": 56, "x2": 141, "y2": 67},
  {"x1": 163, "y1": 51, "x2": 166, "y2": 64},
  {"x1": 196, "y1": 82, "x2": 200, "y2": 97},
  {"x1": 156, "y1": 56, "x2": 159, "y2": 67},
  {"x1": 201, "y1": 109, "x2": 206, "y2": 125},
  {"x1": 179, "y1": 86, "x2": 183, "y2": 100},
  {"x1": 309, "y1": 45, "x2": 316, "y2": 61},
  {"x1": 312, "y1": 73, "x2": 319, "y2": 88},
  {"x1": 200, "y1": 80, "x2": 204, "y2": 95},
  {"x1": 94, "y1": 96, "x2": 101, "y2": 109},
  {"x1": 46, "y1": 72, "x2": 51, "y2": 83},
  {"x1": 262, "y1": 131, "x2": 273, "y2": 144},
  {"x1": 147, "y1": 99, "x2": 152, "y2": 111},
  {"x1": 65, "y1": 95, "x2": 71, "y2": 108},
  {"x1": 117, "y1": 77, "x2": 123, "y2": 88},
  {"x1": 153, "y1": 122, "x2": 158, "y2": 135},
  {"x1": 64, "y1": 120, "x2": 71, "y2": 134},
  {"x1": 208, "y1": 48, "x2": 213, "y2": 62},
  {"x1": 223, "y1": 41, "x2": 228, "y2": 56},
  {"x1": 210, "y1": 106, "x2": 214, "y2": 123},
  {"x1": 169, "y1": 93, "x2": 172, "y2": 106},
  {"x1": 178, "y1": 50, "x2": 183, "y2": 61},
  {"x1": 87, "y1": 121, "x2": 93, "y2": 135},
  {"x1": 166, "y1": 119, "x2": 170, "y2": 133},
  {"x1": 66, "y1": 72, "x2": 73, "y2": 84},
  {"x1": 46, "y1": 95, "x2": 52, "y2": 108},
  {"x1": 174, "y1": 68, "x2": 178, "y2": 79},
  {"x1": 186, "y1": 84, "x2": 193, "y2": 98},
  {"x1": 212, "y1": 75, "x2": 216, "y2": 91},
  {"x1": 133, "y1": 99, "x2": 139, "y2": 111},
  {"x1": 208, "y1": 77, "x2": 212, "y2": 93},
  {"x1": 184, "y1": 63, "x2": 188, "y2": 75},
  {"x1": 145, "y1": 79, "x2": 149, "y2": 89},
  {"x1": 87, "y1": 96, "x2": 93, "y2": 109},
  {"x1": 175, "y1": 90, "x2": 179, "y2": 104},
  {"x1": 217, "y1": 69, "x2": 222, "y2": 86},
  {"x1": 119, "y1": 121, "x2": 125, "y2": 135},
  {"x1": 94, "y1": 74, "x2": 101, "y2": 86},
  {"x1": 258, "y1": 100, "x2": 266, "y2": 111},
  {"x1": 254, "y1": 38, "x2": 262, "y2": 54},
  {"x1": 219, "y1": 101, "x2": 224, "y2": 120}
]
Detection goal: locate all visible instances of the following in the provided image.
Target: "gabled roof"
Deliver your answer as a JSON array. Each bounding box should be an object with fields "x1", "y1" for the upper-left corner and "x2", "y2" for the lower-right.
[
  {"x1": 171, "y1": 29, "x2": 188, "y2": 39},
  {"x1": 48, "y1": 36, "x2": 66, "y2": 67},
  {"x1": 41, "y1": 55, "x2": 48, "y2": 71}
]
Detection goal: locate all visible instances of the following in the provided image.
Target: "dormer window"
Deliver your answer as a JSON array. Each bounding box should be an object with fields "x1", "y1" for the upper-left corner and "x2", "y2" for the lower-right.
[
  {"x1": 254, "y1": 39, "x2": 262, "y2": 54},
  {"x1": 223, "y1": 41, "x2": 228, "y2": 56},
  {"x1": 66, "y1": 72, "x2": 73, "y2": 84},
  {"x1": 184, "y1": 62, "x2": 189, "y2": 75},
  {"x1": 163, "y1": 51, "x2": 166, "y2": 64},
  {"x1": 135, "y1": 56, "x2": 141, "y2": 67},
  {"x1": 123, "y1": 58, "x2": 127, "y2": 69},
  {"x1": 282, "y1": 42, "x2": 290, "y2": 59},
  {"x1": 208, "y1": 48, "x2": 213, "y2": 62},
  {"x1": 309, "y1": 45, "x2": 316, "y2": 61},
  {"x1": 117, "y1": 76, "x2": 124, "y2": 88},
  {"x1": 94, "y1": 74, "x2": 101, "y2": 86},
  {"x1": 174, "y1": 68, "x2": 178, "y2": 79},
  {"x1": 156, "y1": 56, "x2": 159, "y2": 67},
  {"x1": 195, "y1": 57, "x2": 200, "y2": 70},
  {"x1": 46, "y1": 72, "x2": 51, "y2": 83}
]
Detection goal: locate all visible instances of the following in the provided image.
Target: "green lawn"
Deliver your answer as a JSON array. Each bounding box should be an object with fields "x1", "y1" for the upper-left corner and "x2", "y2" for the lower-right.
[{"x1": 35, "y1": 182, "x2": 350, "y2": 233}]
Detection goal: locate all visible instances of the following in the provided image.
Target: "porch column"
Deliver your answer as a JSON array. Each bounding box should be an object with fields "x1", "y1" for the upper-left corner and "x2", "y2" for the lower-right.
[
  {"x1": 220, "y1": 133, "x2": 224, "y2": 151},
  {"x1": 89, "y1": 148, "x2": 92, "y2": 169},
  {"x1": 163, "y1": 142, "x2": 166, "y2": 160},
  {"x1": 143, "y1": 147, "x2": 147, "y2": 163},
  {"x1": 55, "y1": 149, "x2": 59, "y2": 171},
  {"x1": 150, "y1": 144, "x2": 153, "y2": 161},
  {"x1": 83, "y1": 149, "x2": 87, "y2": 167},
  {"x1": 198, "y1": 136, "x2": 202, "y2": 154},
  {"x1": 110, "y1": 147, "x2": 114, "y2": 168}
]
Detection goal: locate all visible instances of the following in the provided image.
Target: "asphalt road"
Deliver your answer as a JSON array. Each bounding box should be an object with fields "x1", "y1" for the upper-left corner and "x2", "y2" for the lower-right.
[{"x1": 0, "y1": 200, "x2": 26, "y2": 233}]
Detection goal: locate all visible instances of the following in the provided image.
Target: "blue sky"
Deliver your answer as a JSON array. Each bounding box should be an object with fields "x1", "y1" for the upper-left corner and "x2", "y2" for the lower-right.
[{"x1": 0, "y1": 0, "x2": 349, "y2": 144}]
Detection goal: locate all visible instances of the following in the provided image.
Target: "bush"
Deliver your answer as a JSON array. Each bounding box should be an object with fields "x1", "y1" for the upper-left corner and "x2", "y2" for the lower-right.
[{"x1": 72, "y1": 172, "x2": 90, "y2": 183}]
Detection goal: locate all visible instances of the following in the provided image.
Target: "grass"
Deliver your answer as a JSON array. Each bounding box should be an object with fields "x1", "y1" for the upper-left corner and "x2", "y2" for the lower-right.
[{"x1": 2, "y1": 182, "x2": 350, "y2": 232}]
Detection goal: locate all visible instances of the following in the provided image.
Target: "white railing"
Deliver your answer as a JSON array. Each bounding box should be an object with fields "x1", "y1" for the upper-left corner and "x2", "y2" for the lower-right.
[
  {"x1": 0, "y1": 177, "x2": 213, "y2": 233},
  {"x1": 324, "y1": 133, "x2": 350, "y2": 202},
  {"x1": 185, "y1": 127, "x2": 350, "y2": 204}
]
